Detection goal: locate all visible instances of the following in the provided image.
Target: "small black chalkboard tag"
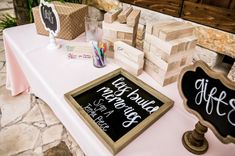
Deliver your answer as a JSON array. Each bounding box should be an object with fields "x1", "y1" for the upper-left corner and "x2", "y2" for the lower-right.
[
  {"x1": 39, "y1": 0, "x2": 60, "y2": 36},
  {"x1": 64, "y1": 68, "x2": 173, "y2": 154},
  {"x1": 178, "y1": 61, "x2": 235, "y2": 154}
]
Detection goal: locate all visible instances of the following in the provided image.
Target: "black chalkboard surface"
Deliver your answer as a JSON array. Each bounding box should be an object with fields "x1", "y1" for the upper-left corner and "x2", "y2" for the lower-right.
[
  {"x1": 178, "y1": 61, "x2": 235, "y2": 144},
  {"x1": 39, "y1": 0, "x2": 60, "y2": 36},
  {"x1": 65, "y1": 68, "x2": 173, "y2": 154}
]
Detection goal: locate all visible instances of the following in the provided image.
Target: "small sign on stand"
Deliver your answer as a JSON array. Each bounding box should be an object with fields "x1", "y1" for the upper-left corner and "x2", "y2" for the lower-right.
[
  {"x1": 178, "y1": 61, "x2": 235, "y2": 155},
  {"x1": 39, "y1": 0, "x2": 60, "y2": 49}
]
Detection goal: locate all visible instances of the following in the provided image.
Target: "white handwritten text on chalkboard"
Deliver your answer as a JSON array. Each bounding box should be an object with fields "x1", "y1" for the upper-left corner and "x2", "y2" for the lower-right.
[
  {"x1": 83, "y1": 99, "x2": 113, "y2": 131},
  {"x1": 96, "y1": 77, "x2": 160, "y2": 128},
  {"x1": 195, "y1": 78, "x2": 235, "y2": 126},
  {"x1": 43, "y1": 9, "x2": 54, "y2": 24}
]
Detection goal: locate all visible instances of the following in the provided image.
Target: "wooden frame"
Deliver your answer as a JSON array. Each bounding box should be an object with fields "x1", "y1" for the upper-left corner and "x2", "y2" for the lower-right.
[
  {"x1": 64, "y1": 68, "x2": 173, "y2": 155},
  {"x1": 178, "y1": 61, "x2": 235, "y2": 144}
]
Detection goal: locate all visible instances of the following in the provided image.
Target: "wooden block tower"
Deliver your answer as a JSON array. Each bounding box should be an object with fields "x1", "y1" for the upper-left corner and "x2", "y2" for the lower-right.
[
  {"x1": 102, "y1": 7, "x2": 141, "y2": 58},
  {"x1": 114, "y1": 41, "x2": 144, "y2": 76},
  {"x1": 136, "y1": 24, "x2": 145, "y2": 51},
  {"x1": 143, "y1": 20, "x2": 197, "y2": 86}
]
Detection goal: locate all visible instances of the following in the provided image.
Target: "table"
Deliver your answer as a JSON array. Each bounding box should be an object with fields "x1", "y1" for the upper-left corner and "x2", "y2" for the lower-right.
[{"x1": 3, "y1": 24, "x2": 235, "y2": 156}]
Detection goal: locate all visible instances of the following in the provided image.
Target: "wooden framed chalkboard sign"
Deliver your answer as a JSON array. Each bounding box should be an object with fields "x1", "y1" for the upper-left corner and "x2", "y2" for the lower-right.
[
  {"x1": 178, "y1": 61, "x2": 235, "y2": 154},
  {"x1": 64, "y1": 68, "x2": 173, "y2": 154}
]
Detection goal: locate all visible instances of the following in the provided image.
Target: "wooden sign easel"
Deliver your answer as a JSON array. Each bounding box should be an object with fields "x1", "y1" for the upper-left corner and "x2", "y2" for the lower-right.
[
  {"x1": 39, "y1": 0, "x2": 60, "y2": 49},
  {"x1": 178, "y1": 61, "x2": 235, "y2": 154}
]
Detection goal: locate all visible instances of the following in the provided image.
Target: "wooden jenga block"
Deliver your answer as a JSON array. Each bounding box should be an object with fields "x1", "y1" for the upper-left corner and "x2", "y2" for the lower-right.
[
  {"x1": 136, "y1": 39, "x2": 144, "y2": 50},
  {"x1": 115, "y1": 52, "x2": 143, "y2": 76},
  {"x1": 145, "y1": 59, "x2": 181, "y2": 78},
  {"x1": 180, "y1": 56, "x2": 188, "y2": 66},
  {"x1": 149, "y1": 45, "x2": 169, "y2": 62},
  {"x1": 121, "y1": 40, "x2": 133, "y2": 46},
  {"x1": 152, "y1": 20, "x2": 180, "y2": 37},
  {"x1": 132, "y1": 23, "x2": 138, "y2": 47},
  {"x1": 114, "y1": 41, "x2": 144, "y2": 65},
  {"x1": 146, "y1": 22, "x2": 154, "y2": 34},
  {"x1": 163, "y1": 74, "x2": 179, "y2": 86},
  {"x1": 149, "y1": 44, "x2": 193, "y2": 63},
  {"x1": 146, "y1": 20, "x2": 176, "y2": 35},
  {"x1": 117, "y1": 32, "x2": 125, "y2": 39},
  {"x1": 127, "y1": 9, "x2": 141, "y2": 27},
  {"x1": 104, "y1": 8, "x2": 122, "y2": 23},
  {"x1": 227, "y1": 62, "x2": 235, "y2": 82},
  {"x1": 186, "y1": 38, "x2": 197, "y2": 50},
  {"x1": 144, "y1": 59, "x2": 180, "y2": 86},
  {"x1": 102, "y1": 28, "x2": 117, "y2": 42},
  {"x1": 177, "y1": 42, "x2": 186, "y2": 52},
  {"x1": 170, "y1": 49, "x2": 192, "y2": 62},
  {"x1": 137, "y1": 24, "x2": 145, "y2": 40},
  {"x1": 145, "y1": 49, "x2": 181, "y2": 72},
  {"x1": 102, "y1": 21, "x2": 134, "y2": 33},
  {"x1": 118, "y1": 7, "x2": 133, "y2": 23},
  {"x1": 144, "y1": 33, "x2": 152, "y2": 43},
  {"x1": 158, "y1": 23, "x2": 194, "y2": 41},
  {"x1": 124, "y1": 33, "x2": 133, "y2": 40},
  {"x1": 167, "y1": 35, "x2": 197, "y2": 54},
  {"x1": 143, "y1": 41, "x2": 150, "y2": 53},
  {"x1": 192, "y1": 46, "x2": 223, "y2": 67},
  {"x1": 145, "y1": 33, "x2": 178, "y2": 55}
]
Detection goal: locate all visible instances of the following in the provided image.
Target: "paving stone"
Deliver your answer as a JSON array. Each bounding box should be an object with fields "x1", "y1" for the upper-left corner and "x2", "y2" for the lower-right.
[
  {"x1": 0, "y1": 63, "x2": 6, "y2": 73},
  {"x1": 0, "y1": 42, "x2": 4, "y2": 53},
  {"x1": 23, "y1": 104, "x2": 44, "y2": 123},
  {"x1": 0, "y1": 87, "x2": 31, "y2": 127},
  {"x1": 42, "y1": 140, "x2": 61, "y2": 152},
  {"x1": 33, "y1": 121, "x2": 47, "y2": 129},
  {"x1": 0, "y1": 50, "x2": 5, "y2": 62},
  {"x1": 0, "y1": 123, "x2": 40, "y2": 156},
  {"x1": 0, "y1": 9, "x2": 15, "y2": 17},
  {"x1": 38, "y1": 99, "x2": 60, "y2": 126},
  {"x1": 0, "y1": 2, "x2": 12, "y2": 11},
  {"x1": 14, "y1": 149, "x2": 34, "y2": 156},
  {"x1": 44, "y1": 141, "x2": 72, "y2": 156},
  {"x1": 42, "y1": 124, "x2": 63, "y2": 145},
  {"x1": 34, "y1": 146, "x2": 43, "y2": 156},
  {"x1": 0, "y1": 72, "x2": 6, "y2": 87}
]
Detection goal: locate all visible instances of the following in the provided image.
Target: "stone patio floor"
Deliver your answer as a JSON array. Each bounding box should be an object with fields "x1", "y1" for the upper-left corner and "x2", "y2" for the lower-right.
[{"x1": 0, "y1": 1, "x2": 85, "y2": 155}]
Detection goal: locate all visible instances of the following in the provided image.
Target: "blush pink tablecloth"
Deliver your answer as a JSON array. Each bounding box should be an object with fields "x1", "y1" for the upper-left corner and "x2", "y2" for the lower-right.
[
  {"x1": 3, "y1": 24, "x2": 235, "y2": 156},
  {"x1": 4, "y1": 35, "x2": 30, "y2": 96}
]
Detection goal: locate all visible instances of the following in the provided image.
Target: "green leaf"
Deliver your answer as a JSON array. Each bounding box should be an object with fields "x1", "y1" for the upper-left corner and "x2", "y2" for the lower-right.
[{"x1": 0, "y1": 14, "x2": 17, "y2": 30}]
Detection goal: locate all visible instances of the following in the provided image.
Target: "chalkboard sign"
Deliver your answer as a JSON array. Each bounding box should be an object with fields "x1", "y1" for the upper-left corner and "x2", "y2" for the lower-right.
[
  {"x1": 39, "y1": 0, "x2": 60, "y2": 36},
  {"x1": 64, "y1": 68, "x2": 173, "y2": 154},
  {"x1": 178, "y1": 61, "x2": 235, "y2": 144}
]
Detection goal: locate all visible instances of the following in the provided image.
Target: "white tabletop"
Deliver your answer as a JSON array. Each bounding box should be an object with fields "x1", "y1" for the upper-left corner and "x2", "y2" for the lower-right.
[{"x1": 4, "y1": 24, "x2": 235, "y2": 156}]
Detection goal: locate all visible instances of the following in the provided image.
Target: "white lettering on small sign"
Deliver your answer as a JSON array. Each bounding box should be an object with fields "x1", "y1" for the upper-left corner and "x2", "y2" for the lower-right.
[
  {"x1": 39, "y1": 0, "x2": 60, "y2": 36},
  {"x1": 195, "y1": 78, "x2": 235, "y2": 126}
]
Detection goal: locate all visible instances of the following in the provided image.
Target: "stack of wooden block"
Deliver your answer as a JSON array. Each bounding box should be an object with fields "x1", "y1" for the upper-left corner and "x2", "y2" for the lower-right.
[
  {"x1": 143, "y1": 20, "x2": 197, "y2": 86},
  {"x1": 136, "y1": 24, "x2": 145, "y2": 51},
  {"x1": 114, "y1": 41, "x2": 144, "y2": 76},
  {"x1": 193, "y1": 46, "x2": 224, "y2": 68},
  {"x1": 102, "y1": 7, "x2": 141, "y2": 58}
]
